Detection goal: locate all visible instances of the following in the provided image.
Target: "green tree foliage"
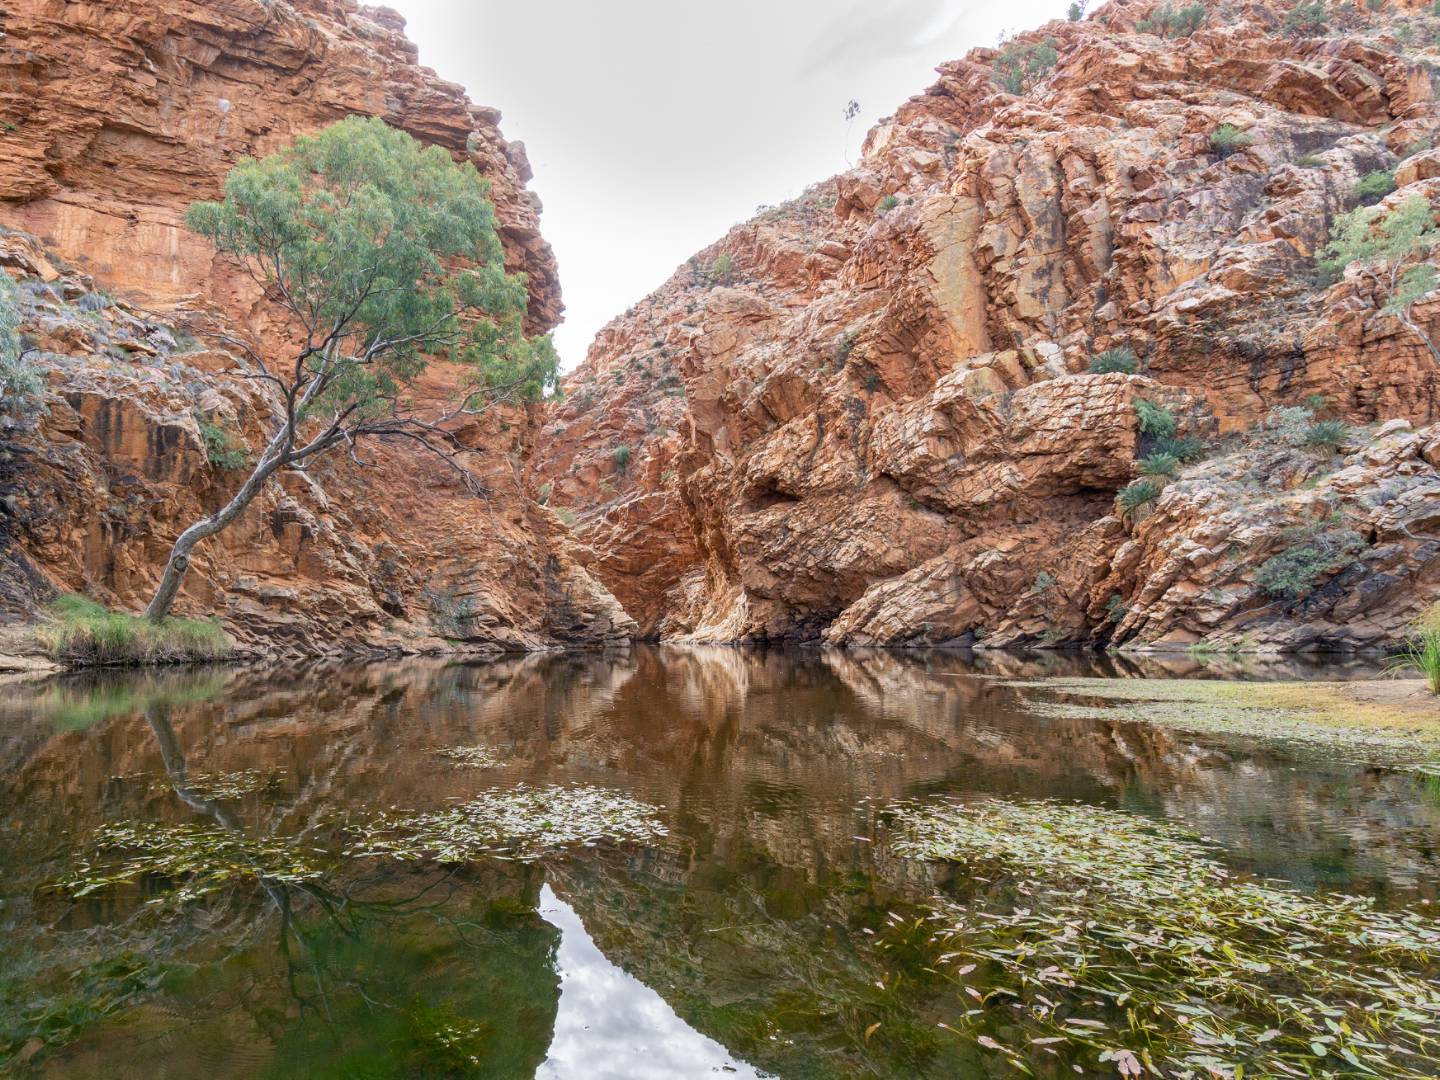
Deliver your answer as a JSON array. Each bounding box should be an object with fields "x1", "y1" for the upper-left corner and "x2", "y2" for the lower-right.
[
  {"x1": 1089, "y1": 346, "x2": 1139, "y2": 374},
  {"x1": 1210, "y1": 123, "x2": 1255, "y2": 159},
  {"x1": 1137, "y1": 2, "x2": 1207, "y2": 37},
  {"x1": 1320, "y1": 195, "x2": 1440, "y2": 367},
  {"x1": 1352, "y1": 169, "x2": 1397, "y2": 207},
  {"x1": 1067, "y1": 1, "x2": 1087, "y2": 20},
  {"x1": 145, "y1": 116, "x2": 558, "y2": 621},
  {"x1": 992, "y1": 38, "x2": 1059, "y2": 94}
]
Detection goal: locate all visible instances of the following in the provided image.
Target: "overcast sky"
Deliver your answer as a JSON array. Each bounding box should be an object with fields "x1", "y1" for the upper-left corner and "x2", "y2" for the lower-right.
[{"x1": 387, "y1": 0, "x2": 1061, "y2": 367}]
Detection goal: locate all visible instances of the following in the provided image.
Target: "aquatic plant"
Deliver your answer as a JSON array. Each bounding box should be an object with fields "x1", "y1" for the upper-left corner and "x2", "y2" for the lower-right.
[
  {"x1": 54, "y1": 821, "x2": 327, "y2": 905},
  {"x1": 887, "y1": 798, "x2": 1440, "y2": 1079},
  {"x1": 348, "y1": 784, "x2": 668, "y2": 864},
  {"x1": 36, "y1": 595, "x2": 231, "y2": 667},
  {"x1": 165, "y1": 769, "x2": 278, "y2": 801},
  {"x1": 433, "y1": 745, "x2": 506, "y2": 769}
]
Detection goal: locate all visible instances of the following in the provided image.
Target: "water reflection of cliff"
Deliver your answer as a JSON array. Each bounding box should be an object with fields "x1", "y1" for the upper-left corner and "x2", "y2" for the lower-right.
[{"x1": 1, "y1": 648, "x2": 1436, "y2": 1076}]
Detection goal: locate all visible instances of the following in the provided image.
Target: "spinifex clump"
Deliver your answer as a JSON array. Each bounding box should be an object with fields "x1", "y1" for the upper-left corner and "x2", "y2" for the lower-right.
[{"x1": 887, "y1": 799, "x2": 1440, "y2": 1078}]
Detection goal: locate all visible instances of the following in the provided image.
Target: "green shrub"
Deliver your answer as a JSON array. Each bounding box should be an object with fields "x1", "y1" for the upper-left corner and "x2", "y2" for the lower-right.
[
  {"x1": 1294, "y1": 152, "x2": 1324, "y2": 168},
  {"x1": 1302, "y1": 419, "x2": 1348, "y2": 451},
  {"x1": 0, "y1": 274, "x2": 43, "y2": 421},
  {"x1": 1284, "y1": 1, "x2": 1328, "y2": 35},
  {"x1": 37, "y1": 594, "x2": 232, "y2": 666},
  {"x1": 536, "y1": 482, "x2": 552, "y2": 505},
  {"x1": 1353, "y1": 169, "x2": 1397, "y2": 207},
  {"x1": 1118, "y1": 478, "x2": 1163, "y2": 515},
  {"x1": 1137, "y1": 2, "x2": 1207, "y2": 37},
  {"x1": 1153, "y1": 434, "x2": 1207, "y2": 462},
  {"x1": 1068, "y1": 1, "x2": 1086, "y2": 20},
  {"x1": 834, "y1": 330, "x2": 859, "y2": 369},
  {"x1": 993, "y1": 37, "x2": 1059, "y2": 94},
  {"x1": 1210, "y1": 123, "x2": 1255, "y2": 159},
  {"x1": 611, "y1": 444, "x2": 632, "y2": 472},
  {"x1": 1134, "y1": 399, "x2": 1178, "y2": 439},
  {"x1": 705, "y1": 252, "x2": 735, "y2": 287},
  {"x1": 877, "y1": 195, "x2": 900, "y2": 214},
  {"x1": 1089, "y1": 346, "x2": 1139, "y2": 374},
  {"x1": 1385, "y1": 603, "x2": 1440, "y2": 694},
  {"x1": 1254, "y1": 523, "x2": 1363, "y2": 601},
  {"x1": 1031, "y1": 571, "x2": 1057, "y2": 594},
  {"x1": 1137, "y1": 451, "x2": 1181, "y2": 477},
  {"x1": 198, "y1": 416, "x2": 247, "y2": 471},
  {"x1": 553, "y1": 507, "x2": 579, "y2": 528}
]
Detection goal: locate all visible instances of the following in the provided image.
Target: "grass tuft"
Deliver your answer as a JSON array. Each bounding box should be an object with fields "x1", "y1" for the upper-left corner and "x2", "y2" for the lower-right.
[
  {"x1": 36, "y1": 595, "x2": 232, "y2": 667},
  {"x1": 1387, "y1": 604, "x2": 1440, "y2": 695}
]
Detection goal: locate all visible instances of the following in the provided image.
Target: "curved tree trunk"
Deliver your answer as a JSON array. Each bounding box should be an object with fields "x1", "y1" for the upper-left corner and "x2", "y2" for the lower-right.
[{"x1": 145, "y1": 447, "x2": 287, "y2": 621}]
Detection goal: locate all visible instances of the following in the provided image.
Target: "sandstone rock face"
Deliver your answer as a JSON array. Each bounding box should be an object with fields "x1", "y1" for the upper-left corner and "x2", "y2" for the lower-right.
[
  {"x1": 0, "y1": 2, "x2": 634, "y2": 656},
  {"x1": 536, "y1": 0, "x2": 1440, "y2": 652}
]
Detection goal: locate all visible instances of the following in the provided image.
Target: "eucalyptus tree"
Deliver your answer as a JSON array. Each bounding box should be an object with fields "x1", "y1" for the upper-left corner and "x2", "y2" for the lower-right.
[
  {"x1": 1320, "y1": 194, "x2": 1440, "y2": 368},
  {"x1": 146, "y1": 116, "x2": 557, "y2": 621}
]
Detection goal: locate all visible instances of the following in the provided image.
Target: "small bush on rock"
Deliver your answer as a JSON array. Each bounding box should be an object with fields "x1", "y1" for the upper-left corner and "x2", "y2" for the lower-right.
[
  {"x1": 1353, "y1": 169, "x2": 1397, "y2": 207},
  {"x1": 1137, "y1": 451, "x2": 1181, "y2": 477},
  {"x1": 1137, "y1": 2, "x2": 1207, "y2": 37},
  {"x1": 1153, "y1": 434, "x2": 1207, "y2": 463},
  {"x1": 992, "y1": 38, "x2": 1058, "y2": 94},
  {"x1": 1284, "y1": 1, "x2": 1328, "y2": 35},
  {"x1": 1302, "y1": 419, "x2": 1349, "y2": 451},
  {"x1": 1210, "y1": 124, "x2": 1255, "y2": 159},
  {"x1": 1134, "y1": 399, "x2": 1178, "y2": 439},
  {"x1": 1118, "y1": 478, "x2": 1163, "y2": 515},
  {"x1": 1089, "y1": 346, "x2": 1138, "y2": 374},
  {"x1": 1254, "y1": 520, "x2": 1364, "y2": 601}
]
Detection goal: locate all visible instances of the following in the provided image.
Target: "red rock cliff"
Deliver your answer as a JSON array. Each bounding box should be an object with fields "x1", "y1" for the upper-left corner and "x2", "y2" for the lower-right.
[
  {"x1": 537, "y1": 0, "x2": 1440, "y2": 652},
  {"x1": 0, "y1": 0, "x2": 635, "y2": 656}
]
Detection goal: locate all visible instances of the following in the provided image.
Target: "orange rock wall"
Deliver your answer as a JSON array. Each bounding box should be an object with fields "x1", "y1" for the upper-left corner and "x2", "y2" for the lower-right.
[{"x1": 536, "y1": 0, "x2": 1440, "y2": 652}]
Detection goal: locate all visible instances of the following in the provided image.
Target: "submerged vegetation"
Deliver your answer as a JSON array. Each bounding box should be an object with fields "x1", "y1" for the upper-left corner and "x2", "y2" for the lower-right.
[
  {"x1": 887, "y1": 798, "x2": 1440, "y2": 1079},
  {"x1": 348, "y1": 785, "x2": 668, "y2": 864},
  {"x1": 36, "y1": 595, "x2": 232, "y2": 667},
  {"x1": 54, "y1": 821, "x2": 327, "y2": 905}
]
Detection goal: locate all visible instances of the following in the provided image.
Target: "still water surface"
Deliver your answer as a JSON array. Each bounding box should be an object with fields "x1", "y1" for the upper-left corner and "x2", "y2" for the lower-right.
[{"x1": 0, "y1": 647, "x2": 1435, "y2": 1077}]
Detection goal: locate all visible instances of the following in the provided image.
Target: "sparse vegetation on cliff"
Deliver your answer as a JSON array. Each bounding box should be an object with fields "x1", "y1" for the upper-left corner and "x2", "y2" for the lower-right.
[
  {"x1": 1136, "y1": 2, "x2": 1207, "y2": 37},
  {"x1": 37, "y1": 594, "x2": 232, "y2": 666},
  {"x1": 1088, "y1": 345, "x2": 1138, "y2": 374},
  {"x1": 0, "y1": 274, "x2": 43, "y2": 423},
  {"x1": 1321, "y1": 195, "x2": 1440, "y2": 367},
  {"x1": 1210, "y1": 122, "x2": 1255, "y2": 158},
  {"x1": 992, "y1": 37, "x2": 1058, "y2": 94},
  {"x1": 1254, "y1": 516, "x2": 1364, "y2": 601}
]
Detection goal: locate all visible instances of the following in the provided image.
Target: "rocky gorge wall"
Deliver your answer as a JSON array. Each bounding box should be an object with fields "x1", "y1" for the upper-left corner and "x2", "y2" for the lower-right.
[
  {"x1": 536, "y1": 0, "x2": 1440, "y2": 652},
  {"x1": 0, "y1": 0, "x2": 634, "y2": 657}
]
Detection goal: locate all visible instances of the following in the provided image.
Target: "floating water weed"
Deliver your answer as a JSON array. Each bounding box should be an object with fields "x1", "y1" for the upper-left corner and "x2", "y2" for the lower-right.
[
  {"x1": 433, "y1": 746, "x2": 505, "y2": 769},
  {"x1": 54, "y1": 821, "x2": 327, "y2": 905},
  {"x1": 886, "y1": 798, "x2": 1440, "y2": 1078},
  {"x1": 156, "y1": 769, "x2": 278, "y2": 800},
  {"x1": 348, "y1": 784, "x2": 668, "y2": 864}
]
